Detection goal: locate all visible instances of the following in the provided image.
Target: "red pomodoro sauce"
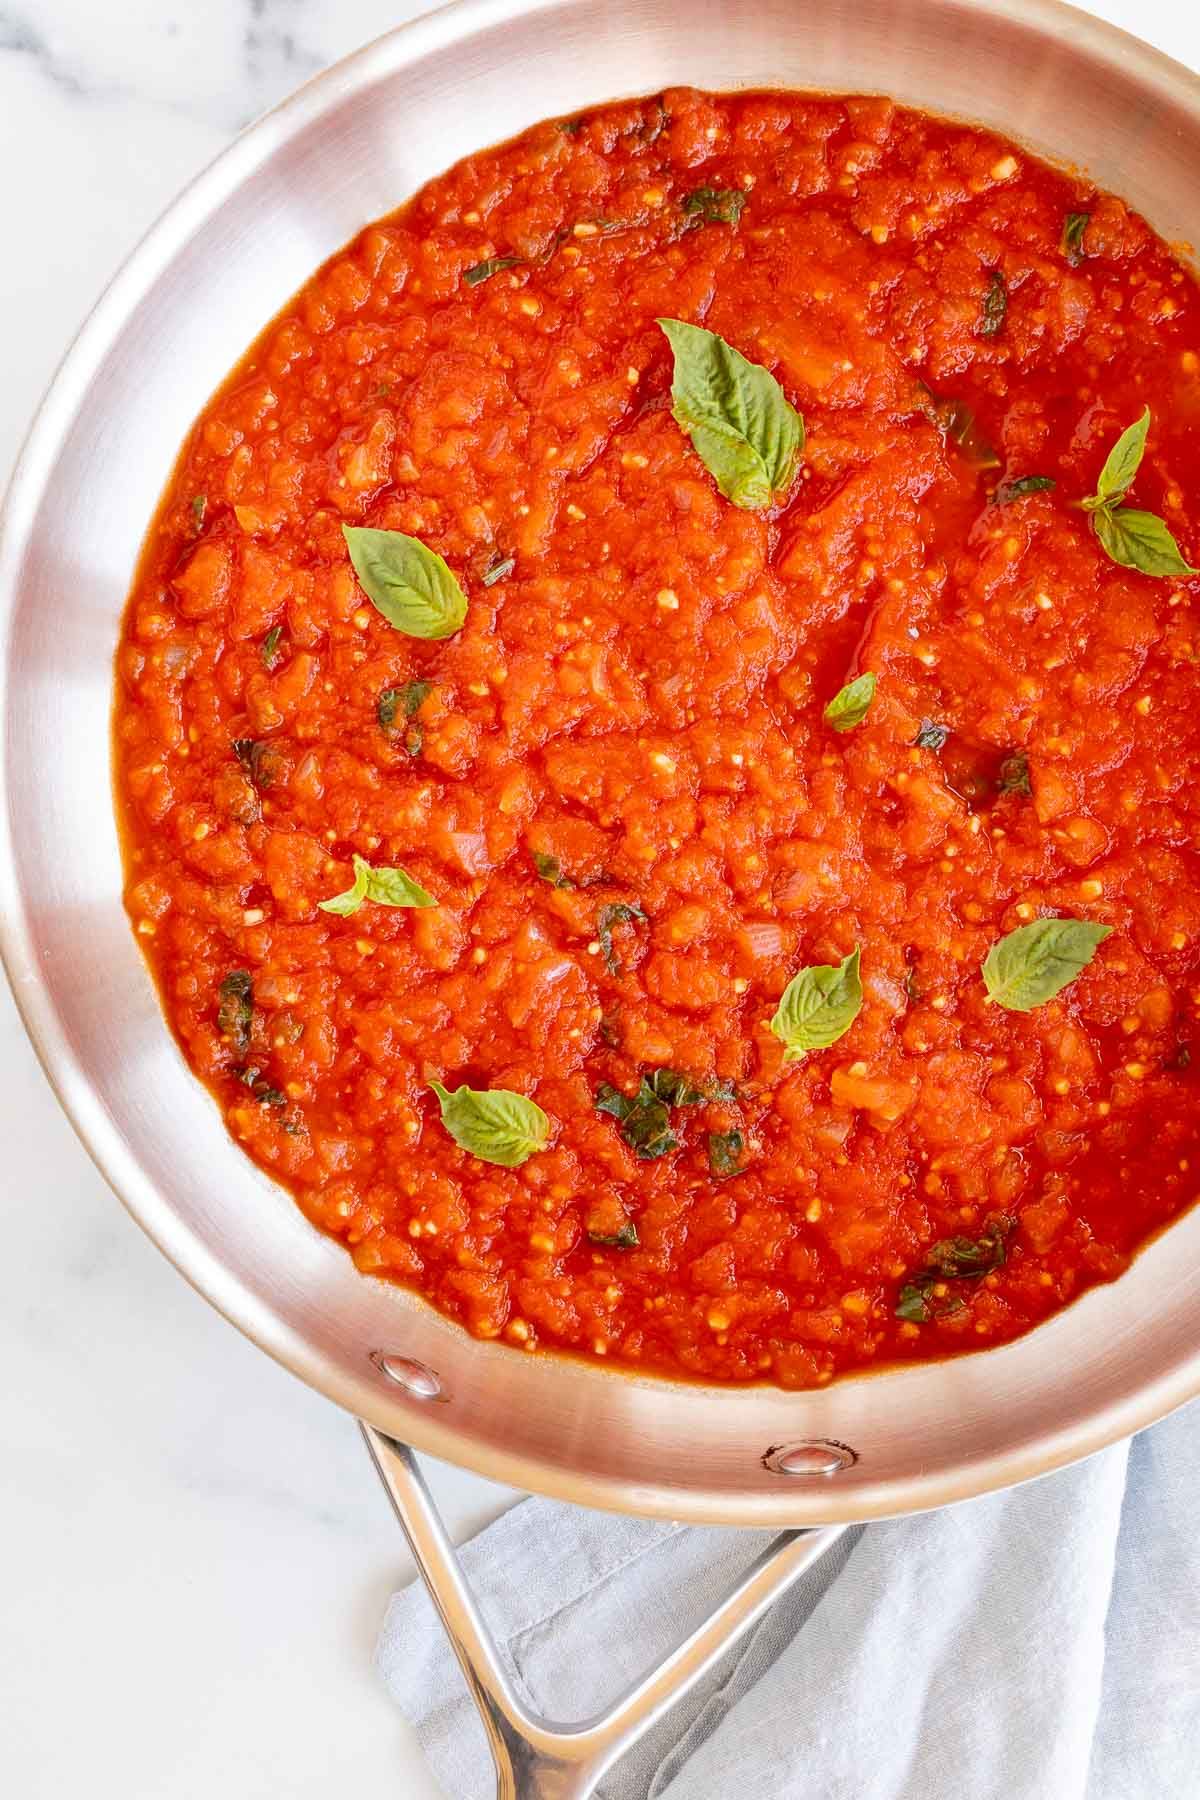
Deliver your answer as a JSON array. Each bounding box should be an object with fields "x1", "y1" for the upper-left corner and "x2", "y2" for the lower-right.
[{"x1": 114, "y1": 90, "x2": 1200, "y2": 1387}]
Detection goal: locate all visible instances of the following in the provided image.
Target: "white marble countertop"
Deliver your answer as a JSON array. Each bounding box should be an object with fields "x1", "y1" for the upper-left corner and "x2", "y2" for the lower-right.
[{"x1": 1, "y1": 3, "x2": 1197, "y2": 1797}]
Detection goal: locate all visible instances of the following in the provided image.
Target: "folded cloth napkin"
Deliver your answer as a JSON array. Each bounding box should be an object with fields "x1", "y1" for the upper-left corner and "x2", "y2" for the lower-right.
[{"x1": 378, "y1": 1399, "x2": 1200, "y2": 1799}]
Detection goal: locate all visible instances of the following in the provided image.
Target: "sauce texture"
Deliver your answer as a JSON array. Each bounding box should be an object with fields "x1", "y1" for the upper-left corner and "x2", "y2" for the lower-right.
[{"x1": 115, "y1": 90, "x2": 1200, "y2": 1387}]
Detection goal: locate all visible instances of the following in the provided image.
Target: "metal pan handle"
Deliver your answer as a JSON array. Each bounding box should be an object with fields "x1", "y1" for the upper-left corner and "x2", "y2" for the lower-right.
[{"x1": 362, "y1": 1424, "x2": 845, "y2": 1800}]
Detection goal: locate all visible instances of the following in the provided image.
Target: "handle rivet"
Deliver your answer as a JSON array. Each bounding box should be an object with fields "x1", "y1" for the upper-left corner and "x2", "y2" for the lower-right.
[
  {"x1": 371, "y1": 1351, "x2": 442, "y2": 1398},
  {"x1": 762, "y1": 1439, "x2": 857, "y2": 1477}
]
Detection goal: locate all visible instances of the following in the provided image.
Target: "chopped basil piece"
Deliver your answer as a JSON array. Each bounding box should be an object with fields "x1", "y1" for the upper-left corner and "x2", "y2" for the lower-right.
[
  {"x1": 588, "y1": 1222, "x2": 639, "y2": 1248},
  {"x1": 824, "y1": 673, "x2": 876, "y2": 732},
  {"x1": 994, "y1": 475, "x2": 1056, "y2": 504},
  {"x1": 532, "y1": 851, "x2": 573, "y2": 888},
  {"x1": 378, "y1": 679, "x2": 431, "y2": 737},
  {"x1": 190, "y1": 493, "x2": 207, "y2": 531},
  {"x1": 708, "y1": 1129, "x2": 745, "y2": 1179},
  {"x1": 318, "y1": 853, "x2": 436, "y2": 916},
  {"x1": 236, "y1": 1065, "x2": 286, "y2": 1109},
  {"x1": 557, "y1": 116, "x2": 584, "y2": 136},
  {"x1": 997, "y1": 751, "x2": 1032, "y2": 796},
  {"x1": 464, "y1": 255, "x2": 524, "y2": 287},
  {"x1": 644, "y1": 1068, "x2": 708, "y2": 1107},
  {"x1": 430, "y1": 1081, "x2": 551, "y2": 1167},
  {"x1": 769, "y1": 948, "x2": 863, "y2": 1062},
  {"x1": 914, "y1": 720, "x2": 949, "y2": 751},
  {"x1": 896, "y1": 1216, "x2": 1015, "y2": 1321},
  {"x1": 978, "y1": 270, "x2": 1007, "y2": 338},
  {"x1": 217, "y1": 970, "x2": 253, "y2": 1052},
  {"x1": 481, "y1": 551, "x2": 516, "y2": 587},
  {"x1": 657, "y1": 318, "x2": 803, "y2": 510},
  {"x1": 231, "y1": 738, "x2": 279, "y2": 790},
  {"x1": 919, "y1": 385, "x2": 1001, "y2": 471},
  {"x1": 342, "y1": 524, "x2": 467, "y2": 639},
  {"x1": 681, "y1": 186, "x2": 747, "y2": 227},
  {"x1": 597, "y1": 901, "x2": 647, "y2": 974},
  {"x1": 982, "y1": 917, "x2": 1111, "y2": 1012},
  {"x1": 1062, "y1": 211, "x2": 1090, "y2": 267},
  {"x1": 260, "y1": 625, "x2": 284, "y2": 671},
  {"x1": 1081, "y1": 409, "x2": 1195, "y2": 577}
]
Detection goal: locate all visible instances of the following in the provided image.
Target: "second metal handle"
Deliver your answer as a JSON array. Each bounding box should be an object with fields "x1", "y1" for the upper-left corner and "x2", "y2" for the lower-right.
[{"x1": 362, "y1": 1425, "x2": 846, "y2": 1799}]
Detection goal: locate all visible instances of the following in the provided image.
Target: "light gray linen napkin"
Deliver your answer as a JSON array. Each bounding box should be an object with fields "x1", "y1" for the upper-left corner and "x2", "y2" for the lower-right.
[{"x1": 377, "y1": 1400, "x2": 1200, "y2": 1799}]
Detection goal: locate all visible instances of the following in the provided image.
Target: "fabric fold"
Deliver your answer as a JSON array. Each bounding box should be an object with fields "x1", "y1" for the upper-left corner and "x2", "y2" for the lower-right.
[{"x1": 377, "y1": 1404, "x2": 1197, "y2": 1800}]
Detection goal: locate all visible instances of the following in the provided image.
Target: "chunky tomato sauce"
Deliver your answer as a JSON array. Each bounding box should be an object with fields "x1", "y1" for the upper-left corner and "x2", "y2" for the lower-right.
[{"x1": 115, "y1": 90, "x2": 1200, "y2": 1387}]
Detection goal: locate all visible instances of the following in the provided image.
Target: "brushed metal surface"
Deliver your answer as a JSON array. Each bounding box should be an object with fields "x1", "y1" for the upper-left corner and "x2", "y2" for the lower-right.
[{"x1": 3, "y1": 0, "x2": 1200, "y2": 1525}]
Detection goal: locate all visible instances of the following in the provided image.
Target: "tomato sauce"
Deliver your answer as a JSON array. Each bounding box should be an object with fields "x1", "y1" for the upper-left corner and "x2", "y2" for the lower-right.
[{"x1": 114, "y1": 89, "x2": 1200, "y2": 1387}]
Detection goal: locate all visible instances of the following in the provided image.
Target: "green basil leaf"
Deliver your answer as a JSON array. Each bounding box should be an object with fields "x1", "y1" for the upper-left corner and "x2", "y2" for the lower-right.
[
  {"x1": 769, "y1": 948, "x2": 862, "y2": 1061},
  {"x1": 217, "y1": 970, "x2": 253, "y2": 1052},
  {"x1": 993, "y1": 475, "x2": 1056, "y2": 504},
  {"x1": 1092, "y1": 505, "x2": 1196, "y2": 578},
  {"x1": 481, "y1": 551, "x2": 516, "y2": 587},
  {"x1": 708, "y1": 1129, "x2": 745, "y2": 1179},
  {"x1": 342, "y1": 524, "x2": 467, "y2": 640},
  {"x1": 429, "y1": 1081, "x2": 550, "y2": 1167},
  {"x1": 681, "y1": 186, "x2": 747, "y2": 226},
  {"x1": 657, "y1": 318, "x2": 803, "y2": 509},
  {"x1": 1062, "y1": 211, "x2": 1090, "y2": 267},
  {"x1": 260, "y1": 624, "x2": 284, "y2": 670},
  {"x1": 532, "y1": 851, "x2": 574, "y2": 888},
  {"x1": 997, "y1": 751, "x2": 1032, "y2": 796},
  {"x1": 464, "y1": 255, "x2": 524, "y2": 286},
  {"x1": 190, "y1": 493, "x2": 207, "y2": 531},
  {"x1": 595, "y1": 1073, "x2": 709, "y2": 1160},
  {"x1": 982, "y1": 917, "x2": 1111, "y2": 1011},
  {"x1": 824, "y1": 672, "x2": 876, "y2": 731},
  {"x1": 318, "y1": 852, "x2": 436, "y2": 916},
  {"x1": 378, "y1": 680, "x2": 431, "y2": 739},
  {"x1": 588, "y1": 1222, "x2": 639, "y2": 1248},
  {"x1": 1090, "y1": 408, "x2": 1150, "y2": 509},
  {"x1": 914, "y1": 720, "x2": 949, "y2": 751},
  {"x1": 978, "y1": 270, "x2": 1007, "y2": 338},
  {"x1": 920, "y1": 388, "x2": 1001, "y2": 471},
  {"x1": 597, "y1": 901, "x2": 647, "y2": 974}
]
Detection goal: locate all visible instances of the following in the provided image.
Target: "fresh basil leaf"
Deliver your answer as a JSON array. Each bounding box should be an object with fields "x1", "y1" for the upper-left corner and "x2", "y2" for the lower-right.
[
  {"x1": 896, "y1": 1282, "x2": 933, "y2": 1323},
  {"x1": 429, "y1": 1081, "x2": 550, "y2": 1167},
  {"x1": 681, "y1": 186, "x2": 746, "y2": 227},
  {"x1": 1089, "y1": 408, "x2": 1150, "y2": 510},
  {"x1": 657, "y1": 318, "x2": 803, "y2": 510},
  {"x1": 190, "y1": 493, "x2": 207, "y2": 531},
  {"x1": 997, "y1": 751, "x2": 1032, "y2": 796},
  {"x1": 532, "y1": 851, "x2": 573, "y2": 889},
  {"x1": 342, "y1": 524, "x2": 467, "y2": 640},
  {"x1": 260, "y1": 624, "x2": 284, "y2": 671},
  {"x1": 1062, "y1": 211, "x2": 1090, "y2": 267},
  {"x1": 994, "y1": 475, "x2": 1056, "y2": 504},
  {"x1": 769, "y1": 948, "x2": 862, "y2": 1061},
  {"x1": 481, "y1": 551, "x2": 516, "y2": 587},
  {"x1": 464, "y1": 255, "x2": 524, "y2": 287},
  {"x1": 982, "y1": 917, "x2": 1111, "y2": 1011},
  {"x1": 588, "y1": 1222, "x2": 639, "y2": 1248},
  {"x1": 594, "y1": 1083, "x2": 634, "y2": 1121},
  {"x1": 978, "y1": 270, "x2": 1007, "y2": 338},
  {"x1": 914, "y1": 720, "x2": 949, "y2": 751},
  {"x1": 824, "y1": 673, "x2": 876, "y2": 732},
  {"x1": 217, "y1": 970, "x2": 253, "y2": 1052},
  {"x1": 1092, "y1": 505, "x2": 1196, "y2": 578},
  {"x1": 318, "y1": 852, "x2": 436, "y2": 917},
  {"x1": 708, "y1": 1129, "x2": 745, "y2": 1179},
  {"x1": 597, "y1": 902, "x2": 647, "y2": 974}
]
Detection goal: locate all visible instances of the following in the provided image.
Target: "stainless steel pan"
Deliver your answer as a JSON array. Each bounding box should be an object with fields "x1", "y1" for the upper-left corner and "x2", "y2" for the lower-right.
[{"x1": 4, "y1": 2, "x2": 1200, "y2": 1792}]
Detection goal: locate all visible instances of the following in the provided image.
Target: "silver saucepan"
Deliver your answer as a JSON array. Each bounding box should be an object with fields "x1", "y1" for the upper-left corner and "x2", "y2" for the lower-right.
[{"x1": 4, "y1": 2, "x2": 1200, "y2": 1793}]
